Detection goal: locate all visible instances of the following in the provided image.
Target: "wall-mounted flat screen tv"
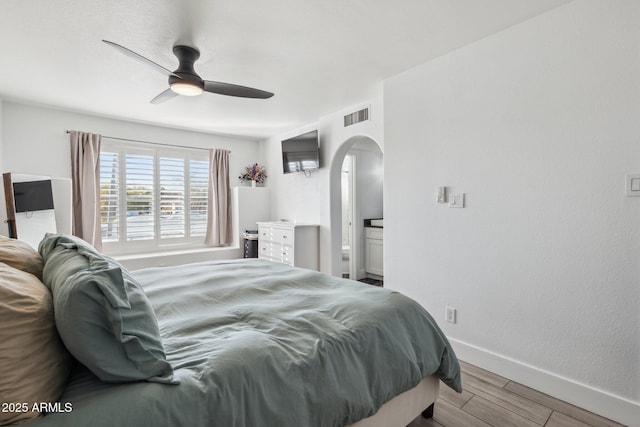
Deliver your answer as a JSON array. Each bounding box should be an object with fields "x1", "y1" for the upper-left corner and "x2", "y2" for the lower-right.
[
  {"x1": 13, "y1": 180, "x2": 54, "y2": 213},
  {"x1": 282, "y1": 130, "x2": 320, "y2": 174}
]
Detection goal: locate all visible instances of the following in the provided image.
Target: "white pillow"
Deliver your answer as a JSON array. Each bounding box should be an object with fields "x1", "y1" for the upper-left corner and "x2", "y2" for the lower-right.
[{"x1": 0, "y1": 235, "x2": 43, "y2": 279}]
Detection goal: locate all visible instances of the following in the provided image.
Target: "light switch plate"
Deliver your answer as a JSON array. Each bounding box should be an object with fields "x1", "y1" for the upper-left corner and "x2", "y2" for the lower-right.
[
  {"x1": 626, "y1": 174, "x2": 640, "y2": 196},
  {"x1": 437, "y1": 186, "x2": 447, "y2": 203},
  {"x1": 449, "y1": 193, "x2": 465, "y2": 208}
]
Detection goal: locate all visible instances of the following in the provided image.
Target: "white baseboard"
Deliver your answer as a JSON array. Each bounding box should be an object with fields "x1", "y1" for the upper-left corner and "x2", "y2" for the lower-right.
[{"x1": 449, "y1": 338, "x2": 640, "y2": 427}]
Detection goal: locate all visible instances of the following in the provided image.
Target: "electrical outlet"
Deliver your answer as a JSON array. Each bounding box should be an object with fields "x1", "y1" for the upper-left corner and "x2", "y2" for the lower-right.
[{"x1": 446, "y1": 306, "x2": 457, "y2": 324}]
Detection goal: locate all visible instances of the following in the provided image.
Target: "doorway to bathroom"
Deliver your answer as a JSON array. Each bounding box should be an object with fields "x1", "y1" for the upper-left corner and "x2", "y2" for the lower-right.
[{"x1": 335, "y1": 139, "x2": 383, "y2": 281}]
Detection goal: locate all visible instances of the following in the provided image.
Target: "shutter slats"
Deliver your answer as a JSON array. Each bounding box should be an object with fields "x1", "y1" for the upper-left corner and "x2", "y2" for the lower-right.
[
  {"x1": 126, "y1": 154, "x2": 154, "y2": 241},
  {"x1": 160, "y1": 157, "x2": 185, "y2": 238},
  {"x1": 99, "y1": 151, "x2": 120, "y2": 242},
  {"x1": 189, "y1": 160, "x2": 208, "y2": 237}
]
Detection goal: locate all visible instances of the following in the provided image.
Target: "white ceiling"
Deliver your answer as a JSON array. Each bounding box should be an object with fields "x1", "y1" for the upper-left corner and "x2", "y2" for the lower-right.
[{"x1": 0, "y1": 0, "x2": 571, "y2": 139}]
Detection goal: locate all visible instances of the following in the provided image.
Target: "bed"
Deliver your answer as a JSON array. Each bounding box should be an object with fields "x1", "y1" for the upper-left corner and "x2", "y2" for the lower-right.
[{"x1": 0, "y1": 234, "x2": 461, "y2": 427}]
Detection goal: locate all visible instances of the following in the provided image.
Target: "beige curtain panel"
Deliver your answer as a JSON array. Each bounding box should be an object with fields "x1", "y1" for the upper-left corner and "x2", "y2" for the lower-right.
[
  {"x1": 70, "y1": 131, "x2": 103, "y2": 251},
  {"x1": 205, "y1": 149, "x2": 232, "y2": 246}
]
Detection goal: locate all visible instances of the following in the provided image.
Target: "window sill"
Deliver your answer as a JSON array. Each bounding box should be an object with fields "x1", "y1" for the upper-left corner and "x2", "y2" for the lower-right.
[{"x1": 111, "y1": 245, "x2": 242, "y2": 271}]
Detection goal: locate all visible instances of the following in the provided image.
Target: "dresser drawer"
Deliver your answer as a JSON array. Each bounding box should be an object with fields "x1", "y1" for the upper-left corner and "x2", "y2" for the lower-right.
[
  {"x1": 258, "y1": 226, "x2": 272, "y2": 240},
  {"x1": 272, "y1": 227, "x2": 294, "y2": 244},
  {"x1": 258, "y1": 241, "x2": 272, "y2": 258},
  {"x1": 278, "y1": 245, "x2": 293, "y2": 266}
]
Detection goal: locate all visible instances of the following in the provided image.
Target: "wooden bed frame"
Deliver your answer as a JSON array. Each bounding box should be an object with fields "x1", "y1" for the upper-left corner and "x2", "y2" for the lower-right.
[{"x1": 349, "y1": 375, "x2": 439, "y2": 426}]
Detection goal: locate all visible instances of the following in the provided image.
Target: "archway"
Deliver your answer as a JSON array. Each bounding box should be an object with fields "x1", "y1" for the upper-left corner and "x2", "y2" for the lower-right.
[{"x1": 329, "y1": 135, "x2": 383, "y2": 278}]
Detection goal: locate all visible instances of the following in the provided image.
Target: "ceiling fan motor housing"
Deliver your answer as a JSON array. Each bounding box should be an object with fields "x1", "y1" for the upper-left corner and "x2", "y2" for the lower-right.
[{"x1": 169, "y1": 45, "x2": 204, "y2": 89}]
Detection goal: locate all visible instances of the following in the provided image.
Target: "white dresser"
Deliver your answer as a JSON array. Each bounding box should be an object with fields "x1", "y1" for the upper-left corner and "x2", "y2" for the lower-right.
[{"x1": 257, "y1": 222, "x2": 319, "y2": 270}]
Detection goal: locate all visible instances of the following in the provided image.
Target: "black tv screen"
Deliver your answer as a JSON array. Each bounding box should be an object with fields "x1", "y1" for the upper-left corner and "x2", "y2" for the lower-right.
[
  {"x1": 13, "y1": 180, "x2": 54, "y2": 213},
  {"x1": 282, "y1": 130, "x2": 320, "y2": 174}
]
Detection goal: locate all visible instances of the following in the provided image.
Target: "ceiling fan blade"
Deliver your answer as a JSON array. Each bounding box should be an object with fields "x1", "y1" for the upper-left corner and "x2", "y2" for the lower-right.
[
  {"x1": 150, "y1": 88, "x2": 179, "y2": 104},
  {"x1": 203, "y1": 80, "x2": 274, "y2": 99},
  {"x1": 102, "y1": 40, "x2": 180, "y2": 78}
]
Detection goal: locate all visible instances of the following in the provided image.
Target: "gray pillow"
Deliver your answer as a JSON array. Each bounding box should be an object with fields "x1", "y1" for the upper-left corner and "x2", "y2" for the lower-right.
[{"x1": 39, "y1": 233, "x2": 176, "y2": 384}]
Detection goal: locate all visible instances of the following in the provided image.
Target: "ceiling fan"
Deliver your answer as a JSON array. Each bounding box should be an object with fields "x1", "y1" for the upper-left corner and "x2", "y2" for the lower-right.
[{"x1": 102, "y1": 40, "x2": 274, "y2": 104}]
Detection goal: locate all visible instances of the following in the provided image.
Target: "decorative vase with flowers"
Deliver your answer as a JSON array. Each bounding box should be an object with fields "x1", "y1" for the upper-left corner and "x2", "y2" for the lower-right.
[{"x1": 239, "y1": 163, "x2": 267, "y2": 187}]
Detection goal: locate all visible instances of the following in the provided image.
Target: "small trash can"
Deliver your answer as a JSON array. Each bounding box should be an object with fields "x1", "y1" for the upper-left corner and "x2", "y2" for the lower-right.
[{"x1": 243, "y1": 230, "x2": 258, "y2": 258}]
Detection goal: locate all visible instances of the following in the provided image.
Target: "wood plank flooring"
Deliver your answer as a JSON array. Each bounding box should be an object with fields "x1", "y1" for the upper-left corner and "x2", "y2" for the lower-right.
[{"x1": 407, "y1": 361, "x2": 625, "y2": 427}]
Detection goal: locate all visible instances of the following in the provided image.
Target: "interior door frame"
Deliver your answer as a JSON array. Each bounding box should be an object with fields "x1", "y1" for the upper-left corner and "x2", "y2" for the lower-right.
[{"x1": 346, "y1": 154, "x2": 358, "y2": 280}]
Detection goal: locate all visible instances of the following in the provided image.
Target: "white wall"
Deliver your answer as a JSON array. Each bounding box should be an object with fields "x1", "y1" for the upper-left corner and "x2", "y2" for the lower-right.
[
  {"x1": 384, "y1": 0, "x2": 639, "y2": 424},
  {"x1": 261, "y1": 97, "x2": 384, "y2": 275},
  {"x1": 353, "y1": 146, "x2": 383, "y2": 221},
  {"x1": 0, "y1": 101, "x2": 262, "y2": 266},
  {"x1": 234, "y1": 186, "x2": 271, "y2": 248}
]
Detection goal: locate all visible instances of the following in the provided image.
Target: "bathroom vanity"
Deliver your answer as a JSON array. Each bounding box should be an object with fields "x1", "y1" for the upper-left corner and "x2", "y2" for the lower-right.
[{"x1": 364, "y1": 218, "x2": 383, "y2": 277}]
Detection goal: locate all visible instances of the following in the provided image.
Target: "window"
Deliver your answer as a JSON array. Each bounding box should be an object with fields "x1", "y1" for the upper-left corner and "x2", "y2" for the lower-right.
[{"x1": 99, "y1": 141, "x2": 209, "y2": 253}]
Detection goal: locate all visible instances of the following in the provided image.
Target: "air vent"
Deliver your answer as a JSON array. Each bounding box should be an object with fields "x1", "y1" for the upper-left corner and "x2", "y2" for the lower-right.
[{"x1": 344, "y1": 108, "x2": 369, "y2": 127}]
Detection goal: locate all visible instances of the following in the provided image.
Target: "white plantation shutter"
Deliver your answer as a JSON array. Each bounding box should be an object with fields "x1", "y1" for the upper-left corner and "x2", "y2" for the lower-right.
[
  {"x1": 160, "y1": 157, "x2": 185, "y2": 239},
  {"x1": 99, "y1": 141, "x2": 209, "y2": 253},
  {"x1": 189, "y1": 160, "x2": 208, "y2": 237},
  {"x1": 99, "y1": 151, "x2": 120, "y2": 242},
  {"x1": 125, "y1": 153, "x2": 155, "y2": 241}
]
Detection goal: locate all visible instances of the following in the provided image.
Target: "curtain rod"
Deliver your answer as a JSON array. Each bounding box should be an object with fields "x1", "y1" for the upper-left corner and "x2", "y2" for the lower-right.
[{"x1": 64, "y1": 130, "x2": 230, "y2": 153}]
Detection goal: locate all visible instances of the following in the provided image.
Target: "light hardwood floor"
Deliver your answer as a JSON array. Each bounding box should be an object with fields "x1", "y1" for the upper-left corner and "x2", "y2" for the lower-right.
[{"x1": 407, "y1": 361, "x2": 626, "y2": 427}]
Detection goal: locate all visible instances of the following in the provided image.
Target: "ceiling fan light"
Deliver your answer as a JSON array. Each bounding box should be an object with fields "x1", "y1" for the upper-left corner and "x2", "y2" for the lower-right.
[{"x1": 170, "y1": 81, "x2": 203, "y2": 96}]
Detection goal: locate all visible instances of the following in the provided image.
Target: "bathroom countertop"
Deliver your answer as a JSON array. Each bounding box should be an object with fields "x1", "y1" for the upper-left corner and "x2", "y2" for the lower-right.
[{"x1": 364, "y1": 218, "x2": 383, "y2": 228}]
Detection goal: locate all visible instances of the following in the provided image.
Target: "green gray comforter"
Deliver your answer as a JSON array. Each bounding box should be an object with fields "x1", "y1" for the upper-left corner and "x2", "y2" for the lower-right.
[{"x1": 31, "y1": 259, "x2": 460, "y2": 427}]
